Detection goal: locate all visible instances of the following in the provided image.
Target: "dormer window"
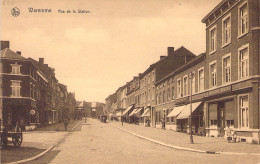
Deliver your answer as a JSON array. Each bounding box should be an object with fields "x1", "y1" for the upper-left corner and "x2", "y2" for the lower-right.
[{"x1": 11, "y1": 63, "x2": 21, "y2": 74}]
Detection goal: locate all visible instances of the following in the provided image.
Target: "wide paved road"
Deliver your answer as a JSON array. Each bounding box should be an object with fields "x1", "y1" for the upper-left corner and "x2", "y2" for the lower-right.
[{"x1": 46, "y1": 118, "x2": 259, "y2": 164}]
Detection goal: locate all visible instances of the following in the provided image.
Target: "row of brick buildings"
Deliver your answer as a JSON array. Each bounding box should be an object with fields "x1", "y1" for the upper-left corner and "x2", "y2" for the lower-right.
[
  {"x1": 105, "y1": 0, "x2": 260, "y2": 144},
  {"x1": 0, "y1": 41, "x2": 77, "y2": 130}
]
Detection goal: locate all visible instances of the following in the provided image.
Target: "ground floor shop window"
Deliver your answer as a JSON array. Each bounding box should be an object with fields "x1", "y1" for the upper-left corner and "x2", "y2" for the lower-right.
[
  {"x1": 210, "y1": 120, "x2": 217, "y2": 127},
  {"x1": 226, "y1": 120, "x2": 234, "y2": 128}
]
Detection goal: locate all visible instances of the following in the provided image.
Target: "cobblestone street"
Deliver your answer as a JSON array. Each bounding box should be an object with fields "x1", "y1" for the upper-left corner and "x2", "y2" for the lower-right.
[{"x1": 31, "y1": 118, "x2": 260, "y2": 164}]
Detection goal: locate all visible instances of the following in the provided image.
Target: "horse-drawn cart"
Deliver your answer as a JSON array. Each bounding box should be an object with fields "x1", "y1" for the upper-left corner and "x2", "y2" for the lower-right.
[{"x1": 1, "y1": 123, "x2": 23, "y2": 148}]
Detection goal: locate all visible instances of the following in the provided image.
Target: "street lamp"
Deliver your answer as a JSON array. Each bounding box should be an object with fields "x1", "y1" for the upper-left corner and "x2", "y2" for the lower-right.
[{"x1": 188, "y1": 72, "x2": 194, "y2": 144}]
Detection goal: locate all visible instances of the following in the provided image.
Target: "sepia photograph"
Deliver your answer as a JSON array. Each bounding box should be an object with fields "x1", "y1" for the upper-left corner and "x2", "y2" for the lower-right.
[{"x1": 0, "y1": 0, "x2": 260, "y2": 163}]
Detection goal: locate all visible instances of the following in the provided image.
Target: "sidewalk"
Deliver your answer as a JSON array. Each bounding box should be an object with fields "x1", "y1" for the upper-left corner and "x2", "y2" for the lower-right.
[
  {"x1": 1, "y1": 120, "x2": 82, "y2": 163},
  {"x1": 109, "y1": 121, "x2": 260, "y2": 154}
]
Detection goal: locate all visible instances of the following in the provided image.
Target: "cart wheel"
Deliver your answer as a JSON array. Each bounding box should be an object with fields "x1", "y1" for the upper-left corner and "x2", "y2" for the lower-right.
[{"x1": 12, "y1": 134, "x2": 22, "y2": 147}]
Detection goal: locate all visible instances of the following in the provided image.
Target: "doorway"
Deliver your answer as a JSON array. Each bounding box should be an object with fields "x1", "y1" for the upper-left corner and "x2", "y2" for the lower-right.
[{"x1": 217, "y1": 102, "x2": 225, "y2": 137}]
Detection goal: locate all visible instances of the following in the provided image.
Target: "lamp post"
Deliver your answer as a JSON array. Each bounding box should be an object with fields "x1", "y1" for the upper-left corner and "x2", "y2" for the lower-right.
[{"x1": 189, "y1": 72, "x2": 194, "y2": 144}]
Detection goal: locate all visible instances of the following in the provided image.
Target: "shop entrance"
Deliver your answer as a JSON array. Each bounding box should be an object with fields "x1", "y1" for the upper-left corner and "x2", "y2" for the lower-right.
[{"x1": 217, "y1": 102, "x2": 225, "y2": 137}]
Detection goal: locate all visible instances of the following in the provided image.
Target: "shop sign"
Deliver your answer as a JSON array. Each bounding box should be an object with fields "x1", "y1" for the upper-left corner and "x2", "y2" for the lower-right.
[
  {"x1": 232, "y1": 80, "x2": 252, "y2": 91},
  {"x1": 30, "y1": 109, "x2": 36, "y2": 115},
  {"x1": 208, "y1": 85, "x2": 231, "y2": 97}
]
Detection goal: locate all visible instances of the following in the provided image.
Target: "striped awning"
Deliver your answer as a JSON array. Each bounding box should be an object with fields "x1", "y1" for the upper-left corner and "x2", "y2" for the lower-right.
[
  {"x1": 177, "y1": 102, "x2": 202, "y2": 119},
  {"x1": 141, "y1": 108, "x2": 150, "y2": 117}
]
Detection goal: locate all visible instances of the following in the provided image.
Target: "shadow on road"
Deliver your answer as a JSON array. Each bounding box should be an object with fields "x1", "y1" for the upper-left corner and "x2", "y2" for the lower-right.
[
  {"x1": 1, "y1": 146, "x2": 45, "y2": 164},
  {"x1": 24, "y1": 150, "x2": 61, "y2": 164}
]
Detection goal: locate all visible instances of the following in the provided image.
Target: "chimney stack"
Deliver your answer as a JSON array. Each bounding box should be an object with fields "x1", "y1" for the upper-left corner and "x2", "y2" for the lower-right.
[
  {"x1": 16, "y1": 51, "x2": 21, "y2": 55},
  {"x1": 168, "y1": 47, "x2": 174, "y2": 56},
  {"x1": 39, "y1": 58, "x2": 44, "y2": 64},
  {"x1": 1, "y1": 41, "x2": 10, "y2": 50},
  {"x1": 160, "y1": 56, "x2": 166, "y2": 60}
]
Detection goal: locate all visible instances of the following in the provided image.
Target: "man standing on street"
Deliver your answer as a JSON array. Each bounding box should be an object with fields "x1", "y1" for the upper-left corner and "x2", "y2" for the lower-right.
[{"x1": 121, "y1": 116, "x2": 124, "y2": 126}]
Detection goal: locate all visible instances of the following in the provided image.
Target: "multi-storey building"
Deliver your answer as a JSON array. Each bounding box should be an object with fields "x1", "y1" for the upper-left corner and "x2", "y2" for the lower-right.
[
  {"x1": 0, "y1": 41, "x2": 49, "y2": 130},
  {"x1": 156, "y1": 53, "x2": 206, "y2": 133},
  {"x1": 152, "y1": 46, "x2": 196, "y2": 127},
  {"x1": 201, "y1": 0, "x2": 260, "y2": 143},
  {"x1": 29, "y1": 57, "x2": 60, "y2": 125}
]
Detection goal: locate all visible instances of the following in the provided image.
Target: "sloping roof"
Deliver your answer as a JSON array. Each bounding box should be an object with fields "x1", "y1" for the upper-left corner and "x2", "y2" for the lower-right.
[
  {"x1": 201, "y1": 0, "x2": 226, "y2": 23},
  {"x1": 28, "y1": 58, "x2": 54, "y2": 79},
  {"x1": 0, "y1": 48, "x2": 26, "y2": 60},
  {"x1": 76, "y1": 101, "x2": 82, "y2": 107}
]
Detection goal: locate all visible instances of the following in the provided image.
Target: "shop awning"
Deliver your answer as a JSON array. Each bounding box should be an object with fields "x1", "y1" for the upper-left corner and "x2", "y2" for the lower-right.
[
  {"x1": 129, "y1": 108, "x2": 138, "y2": 116},
  {"x1": 141, "y1": 108, "x2": 150, "y2": 117},
  {"x1": 116, "y1": 112, "x2": 122, "y2": 117},
  {"x1": 177, "y1": 102, "x2": 202, "y2": 119},
  {"x1": 167, "y1": 105, "x2": 186, "y2": 117},
  {"x1": 122, "y1": 105, "x2": 134, "y2": 116}
]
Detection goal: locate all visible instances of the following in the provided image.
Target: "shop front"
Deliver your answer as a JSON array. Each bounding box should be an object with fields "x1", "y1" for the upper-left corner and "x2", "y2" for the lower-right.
[{"x1": 2, "y1": 98, "x2": 36, "y2": 130}]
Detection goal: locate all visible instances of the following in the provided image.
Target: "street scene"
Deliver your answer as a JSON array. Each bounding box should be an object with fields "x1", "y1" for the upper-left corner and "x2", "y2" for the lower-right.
[
  {"x1": 1, "y1": 0, "x2": 260, "y2": 163},
  {"x1": 16, "y1": 119, "x2": 260, "y2": 164}
]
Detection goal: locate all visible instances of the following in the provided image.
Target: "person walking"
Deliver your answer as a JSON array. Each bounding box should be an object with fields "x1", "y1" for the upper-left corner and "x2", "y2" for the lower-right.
[
  {"x1": 121, "y1": 116, "x2": 124, "y2": 126},
  {"x1": 64, "y1": 119, "x2": 68, "y2": 131},
  {"x1": 161, "y1": 118, "x2": 165, "y2": 130}
]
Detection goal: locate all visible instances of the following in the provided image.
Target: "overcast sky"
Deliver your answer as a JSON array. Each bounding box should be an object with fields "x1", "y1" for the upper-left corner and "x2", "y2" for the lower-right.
[{"x1": 1, "y1": 0, "x2": 221, "y2": 102}]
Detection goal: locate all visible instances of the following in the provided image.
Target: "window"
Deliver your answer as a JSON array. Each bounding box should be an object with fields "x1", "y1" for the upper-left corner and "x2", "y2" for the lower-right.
[
  {"x1": 210, "y1": 120, "x2": 217, "y2": 127},
  {"x1": 159, "y1": 92, "x2": 162, "y2": 104},
  {"x1": 198, "y1": 68, "x2": 204, "y2": 92},
  {"x1": 152, "y1": 87, "x2": 154, "y2": 100},
  {"x1": 177, "y1": 79, "x2": 181, "y2": 97},
  {"x1": 222, "y1": 15, "x2": 231, "y2": 45},
  {"x1": 209, "y1": 26, "x2": 216, "y2": 53},
  {"x1": 210, "y1": 62, "x2": 217, "y2": 87},
  {"x1": 191, "y1": 73, "x2": 195, "y2": 94},
  {"x1": 172, "y1": 86, "x2": 175, "y2": 99},
  {"x1": 239, "y1": 46, "x2": 249, "y2": 78},
  {"x1": 152, "y1": 72, "x2": 155, "y2": 82},
  {"x1": 148, "y1": 89, "x2": 150, "y2": 102},
  {"x1": 226, "y1": 120, "x2": 234, "y2": 128},
  {"x1": 239, "y1": 2, "x2": 248, "y2": 36},
  {"x1": 183, "y1": 76, "x2": 188, "y2": 96},
  {"x1": 163, "y1": 90, "x2": 166, "y2": 103},
  {"x1": 11, "y1": 63, "x2": 21, "y2": 74},
  {"x1": 167, "y1": 88, "x2": 170, "y2": 101},
  {"x1": 11, "y1": 81, "x2": 21, "y2": 97},
  {"x1": 240, "y1": 95, "x2": 249, "y2": 128},
  {"x1": 223, "y1": 55, "x2": 231, "y2": 83}
]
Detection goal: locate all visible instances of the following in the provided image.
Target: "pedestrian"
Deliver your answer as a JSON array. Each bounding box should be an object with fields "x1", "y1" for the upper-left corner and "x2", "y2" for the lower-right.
[
  {"x1": 161, "y1": 118, "x2": 165, "y2": 130},
  {"x1": 64, "y1": 119, "x2": 68, "y2": 131},
  {"x1": 121, "y1": 116, "x2": 124, "y2": 126}
]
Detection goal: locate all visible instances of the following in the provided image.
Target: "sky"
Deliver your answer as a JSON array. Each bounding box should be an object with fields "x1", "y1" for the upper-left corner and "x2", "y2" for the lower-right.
[{"x1": 1, "y1": 0, "x2": 221, "y2": 102}]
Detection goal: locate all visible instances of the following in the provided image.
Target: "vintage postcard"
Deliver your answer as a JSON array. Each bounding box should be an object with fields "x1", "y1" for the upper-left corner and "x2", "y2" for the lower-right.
[{"x1": 1, "y1": 0, "x2": 260, "y2": 163}]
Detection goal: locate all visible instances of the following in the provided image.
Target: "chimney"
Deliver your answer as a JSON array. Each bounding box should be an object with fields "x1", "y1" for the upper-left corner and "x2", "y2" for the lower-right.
[
  {"x1": 1, "y1": 41, "x2": 10, "y2": 50},
  {"x1": 16, "y1": 51, "x2": 21, "y2": 55},
  {"x1": 168, "y1": 47, "x2": 174, "y2": 56},
  {"x1": 160, "y1": 56, "x2": 166, "y2": 60},
  {"x1": 39, "y1": 58, "x2": 44, "y2": 64}
]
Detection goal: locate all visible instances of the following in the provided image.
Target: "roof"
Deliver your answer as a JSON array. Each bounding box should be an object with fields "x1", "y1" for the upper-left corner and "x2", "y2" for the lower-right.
[
  {"x1": 28, "y1": 58, "x2": 55, "y2": 79},
  {"x1": 0, "y1": 48, "x2": 26, "y2": 60},
  {"x1": 155, "y1": 52, "x2": 205, "y2": 85},
  {"x1": 201, "y1": 0, "x2": 227, "y2": 23}
]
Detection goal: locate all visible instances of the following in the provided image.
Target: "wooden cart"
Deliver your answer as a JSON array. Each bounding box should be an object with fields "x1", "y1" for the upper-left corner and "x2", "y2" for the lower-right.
[{"x1": 1, "y1": 124, "x2": 23, "y2": 148}]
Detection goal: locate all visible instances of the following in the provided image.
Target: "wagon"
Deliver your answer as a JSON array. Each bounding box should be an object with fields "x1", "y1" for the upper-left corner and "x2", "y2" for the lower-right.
[{"x1": 1, "y1": 124, "x2": 23, "y2": 148}]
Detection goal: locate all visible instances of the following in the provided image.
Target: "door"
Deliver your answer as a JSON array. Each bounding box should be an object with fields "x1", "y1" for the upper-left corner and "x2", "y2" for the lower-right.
[{"x1": 217, "y1": 102, "x2": 225, "y2": 137}]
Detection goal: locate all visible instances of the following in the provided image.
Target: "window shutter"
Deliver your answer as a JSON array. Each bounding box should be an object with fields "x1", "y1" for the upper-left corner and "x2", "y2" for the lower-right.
[
  {"x1": 209, "y1": 103, "x2": 217, "y2": 120},
  {"x1": 225, "y1": 101, "x2": 234, "y2": 120}
]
